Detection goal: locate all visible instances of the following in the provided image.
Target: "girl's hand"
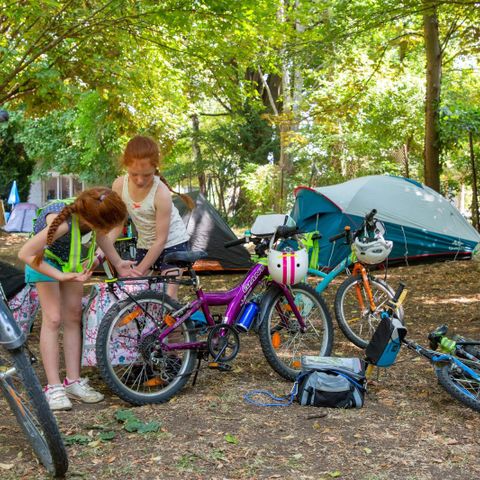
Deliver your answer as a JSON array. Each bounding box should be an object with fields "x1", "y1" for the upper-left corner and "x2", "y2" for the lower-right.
[
  {"x1": 62, "y1": 270, "x2": 93, "y2": 282},
  {"x1": 115, "y1": 260, "x2": 143, "y2": 278}
]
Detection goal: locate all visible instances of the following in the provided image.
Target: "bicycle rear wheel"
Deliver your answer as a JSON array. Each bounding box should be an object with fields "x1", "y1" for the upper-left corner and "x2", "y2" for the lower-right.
[
  {"x1": 258, "y1": 283, "x2": 334, "y2": 381},
  {"x1": 0, "y1": 346, "x2": 68, "y2": 476},
  {"x1": 335, "y1": 275, "x2": 403, "y2": 348},
  {"x1": 436, "y1": 361, "x2": 480, "y2": 412},
  {"x1": 96, "y1": 291, "x2": 197, "y2": 406}
]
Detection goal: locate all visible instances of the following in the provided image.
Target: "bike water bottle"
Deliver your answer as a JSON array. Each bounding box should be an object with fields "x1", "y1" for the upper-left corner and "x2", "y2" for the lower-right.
[{"x1": 236, "y1": 302, "x2": 259, "y2": 332}]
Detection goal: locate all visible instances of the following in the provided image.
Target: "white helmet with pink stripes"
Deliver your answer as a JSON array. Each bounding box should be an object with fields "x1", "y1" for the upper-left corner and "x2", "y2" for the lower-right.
[{"x1": 268, "y1": 244, "x2": 309, "y2": 285}]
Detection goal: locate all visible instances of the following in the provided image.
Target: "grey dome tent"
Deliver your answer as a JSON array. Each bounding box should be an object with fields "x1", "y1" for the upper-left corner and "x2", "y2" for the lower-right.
[
  {"x1": 173, "y1": 191, "x2": 251, "y2": 271},
  {"x1": 2, "y1": 202, "x2": 37, "y2": 233},
  {"x1": 292, "y1": 175, "x2": 480, "y2": 267}
]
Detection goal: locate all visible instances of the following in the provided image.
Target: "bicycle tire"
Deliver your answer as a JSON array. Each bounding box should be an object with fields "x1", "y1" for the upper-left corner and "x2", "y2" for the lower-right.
[
  {"x1": 334, "y1": 275, "x2": 404, "y2": 349},
  {"x1": 258, "y1": 283, "x2": 334, "y2": 381},
  {"x1": 96, "y1": 291, "x2": 197, "y2": 406},
  {"x1": 0, "y1": 347, "x2": 68, "y2": 476},
  {"x1": 436, "y1": 361, "x2": 480, "y2": 412}
]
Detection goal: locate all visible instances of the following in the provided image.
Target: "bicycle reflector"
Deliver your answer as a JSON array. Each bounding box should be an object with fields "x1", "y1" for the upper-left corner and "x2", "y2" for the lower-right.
[{"x1": 118, "y1": 308, "x2": 142, "y2": 326}]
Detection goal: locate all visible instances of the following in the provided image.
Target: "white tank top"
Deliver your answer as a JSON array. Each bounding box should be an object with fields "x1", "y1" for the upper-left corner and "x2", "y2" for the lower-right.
[{"x1": 122, "y1": 175, "x2": 189, "y2": 249}]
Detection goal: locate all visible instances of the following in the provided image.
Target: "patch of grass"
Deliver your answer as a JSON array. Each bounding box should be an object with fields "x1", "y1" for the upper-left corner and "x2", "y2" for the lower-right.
[
  {"x1": 209, "y1": 448, "x2": 226, "y2": 462},
  {"x1": 176, "y1": 453, "x2": 199, "y2": 472},
  {"x1": 243, "y1": 455, "x2": 265, "y2": 477},
  {"x1": 287, "y1": 452, "x2": 304, "y2": 469}
]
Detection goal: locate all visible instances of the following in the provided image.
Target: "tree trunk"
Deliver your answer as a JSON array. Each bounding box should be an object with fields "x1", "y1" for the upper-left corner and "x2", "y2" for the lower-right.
[
  {"x1": 423, "y1": 2, "x2": 442, "y2": 192},
  {"x1": 469, "y1": 130, "x2": 479, "y2": 231},
  {"x1": 403, "y1": 139, "x2": 410, "y2": 178},
  {"x1": 191, "y1": 113, "x2": 206, "y2": 194}
]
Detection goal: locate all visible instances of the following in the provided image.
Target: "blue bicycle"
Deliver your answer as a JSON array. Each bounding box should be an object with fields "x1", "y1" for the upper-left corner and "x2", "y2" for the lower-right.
[{"x1": 372, "y1": 283, "x2": 480, "y2": 413}]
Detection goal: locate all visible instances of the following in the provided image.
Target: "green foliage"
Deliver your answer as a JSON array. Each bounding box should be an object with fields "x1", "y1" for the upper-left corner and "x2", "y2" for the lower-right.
[
  {"x1": 115, "y1": 409, "x2": 161, "y2": 434},
  {"x1": 0, "y1": 110, "x2": 34, "y2": 202},
  {"x1": 1, "y1": 0, "x2": 479, "y2": 226}
]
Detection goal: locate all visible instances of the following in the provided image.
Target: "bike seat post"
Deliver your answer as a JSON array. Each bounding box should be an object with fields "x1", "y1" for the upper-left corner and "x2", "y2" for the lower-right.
[{"x1": 186, "y1": 264, "x2": 200, "y2": 290}]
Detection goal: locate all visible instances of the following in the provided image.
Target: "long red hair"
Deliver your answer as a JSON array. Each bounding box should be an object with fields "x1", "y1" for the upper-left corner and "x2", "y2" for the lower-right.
[
  {"x1": 33, "y1": 187, "x2": 127, "y2": 267},
  {"x1": 122, "y1": 135, "x2": 194, "y2": 209}
]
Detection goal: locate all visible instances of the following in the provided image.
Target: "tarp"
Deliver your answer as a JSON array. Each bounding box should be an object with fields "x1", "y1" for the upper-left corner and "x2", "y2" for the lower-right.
[
  {"x1": 2, "y1": 202, "x2": 37, "y2": 233},
  {"x1": 174, "y1": 191, "x2": 251, "y2": 271},
  {"x1": 292, "y1": 175, "x2": 480, "y2": 267}
]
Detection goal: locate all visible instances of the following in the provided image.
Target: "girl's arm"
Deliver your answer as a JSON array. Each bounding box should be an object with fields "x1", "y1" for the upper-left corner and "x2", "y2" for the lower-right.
[
  {"x1": 95, "y1": 233, "x2": 142, "y2": 277},
  {"x1": 135, "y1": 186, "x2": 172, "y2": 275},
  {"x1": 18, "y1": 216, "x2": 90, "y2": 282}
]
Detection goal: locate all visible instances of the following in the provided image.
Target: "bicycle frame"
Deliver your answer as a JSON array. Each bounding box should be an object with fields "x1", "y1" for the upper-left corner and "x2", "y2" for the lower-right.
[
  {"x1": 155, "y1": 263, "x2": 306, "y2": 351},
  {"x1": 404, "y1": 340, "x2": 480, "y2": 395},
  {"x1": 0, "y1": 296, "x2": 25, "y2": 350},
  {"x1": 309, "y1": 251, "x2": 377, "y2": 311}
]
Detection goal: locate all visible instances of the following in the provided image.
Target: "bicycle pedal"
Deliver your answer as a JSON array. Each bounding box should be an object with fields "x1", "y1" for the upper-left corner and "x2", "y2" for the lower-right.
[{"x1": 208, "y1": 362, "x2": 232, "y2": 372}]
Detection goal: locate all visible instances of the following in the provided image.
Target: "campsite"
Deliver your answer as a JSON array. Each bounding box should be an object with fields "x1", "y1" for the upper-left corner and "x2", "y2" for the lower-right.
[
  {"x1": 0, "y1": 231, "x2": 479, "y2": 480},
  {"x1": 1, "y1": 2, "x2": 480, "y2": 479}
]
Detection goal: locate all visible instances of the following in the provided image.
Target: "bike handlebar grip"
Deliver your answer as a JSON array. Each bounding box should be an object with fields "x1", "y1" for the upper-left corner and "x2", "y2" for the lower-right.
[
  {"x1": 224, "y1": 237, "x2": 247, "y2": 248},
  {"x1": 0, "y1": 110, "x2": 9, "y2": 122},
  {"x1": 276, "y1": 225, "x2": 300, "y2": 238},
  {"x1": 329, "y1": 231, "x2": 345, "y2": 243},
  {"x1": 365, "y1": 209, "x2": 377, "y2": 224},
  {"x1": 392, "y1": 282, "x2": 406, "y2": 303}
]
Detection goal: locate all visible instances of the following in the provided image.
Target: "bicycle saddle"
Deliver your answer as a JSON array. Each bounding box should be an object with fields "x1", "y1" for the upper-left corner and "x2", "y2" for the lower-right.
[{"x1": 163, "y1": 250, "x2": 208, "y2": 267}]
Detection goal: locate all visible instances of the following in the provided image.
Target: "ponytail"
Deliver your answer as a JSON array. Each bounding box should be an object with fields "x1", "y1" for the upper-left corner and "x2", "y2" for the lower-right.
[{"x1": 158, "y1": 173, "x2": 195, "y2": 210}]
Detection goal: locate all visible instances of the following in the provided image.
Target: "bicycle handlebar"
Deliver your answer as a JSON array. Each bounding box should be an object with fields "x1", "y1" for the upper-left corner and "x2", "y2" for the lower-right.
[
  {"x1": 329, "y1": 209, "x2": 379, "y2": 244},
  {"x1": 224, "y1": 225, "x2": 301, "y2": 249},
  {"x1": 329, "y1": 231, "x2": 346, "y2": 243},
  {"x1": 364, "y1": 208, "x2": 377, "y2": 226},
  {"x1": 224, "y1": 237, "x2": 248, "y2": 248},
  {"x1": 276, "y1": 225, "x2": 300, "y2": 238}
]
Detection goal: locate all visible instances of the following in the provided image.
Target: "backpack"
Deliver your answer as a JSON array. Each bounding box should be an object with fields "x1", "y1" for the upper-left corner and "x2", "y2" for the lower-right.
[
  {"x1": 296, "y1": 356, "x2": 366, "y2": 408},
  {"x1": 32, "y1": 199, "x2": 96, "y2": 272},
  {"x1": 81, "y1": 281, "x2": 164, "y2": 366},
  {"x1": 365, "y1": 314, "x2": 407, "y2": 368}
]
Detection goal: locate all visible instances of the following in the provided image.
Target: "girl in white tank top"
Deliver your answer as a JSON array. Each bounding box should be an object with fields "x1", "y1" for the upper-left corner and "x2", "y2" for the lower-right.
[
  {"x1": 122, "y1": 175, "x2": 189, "y2": 250},
  {"x1": 112, "y1": 136, "x2": 195, "y2": 291}
]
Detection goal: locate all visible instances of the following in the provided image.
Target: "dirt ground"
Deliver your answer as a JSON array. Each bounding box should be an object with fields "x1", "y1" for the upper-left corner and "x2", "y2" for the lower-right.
[{"x1": 0, "y1": 231, "x2": 479, "y2": 480}]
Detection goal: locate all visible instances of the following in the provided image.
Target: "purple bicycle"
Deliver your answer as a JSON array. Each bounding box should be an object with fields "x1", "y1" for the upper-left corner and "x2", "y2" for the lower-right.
[{"x1": 95, "y1": 225, "x2": 333, "y2": 405}]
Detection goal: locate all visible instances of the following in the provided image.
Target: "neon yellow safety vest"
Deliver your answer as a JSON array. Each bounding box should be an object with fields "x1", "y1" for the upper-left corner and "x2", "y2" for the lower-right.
[{"x1": 34, "y1": 199, "x2": 97, "y2": 273}]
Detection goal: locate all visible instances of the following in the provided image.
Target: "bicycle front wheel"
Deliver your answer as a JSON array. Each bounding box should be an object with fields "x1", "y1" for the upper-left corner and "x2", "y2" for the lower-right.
[
  {"x1": 436, "y1": 361, "x2": 480, "y2": 412},
  {"x1": 96, "y1": 291, "x2": 197, "y2": 406},
  {"x1": 0, "y1": 347, "x2": 68, "y2": 476},
  {"x1": 335, "y1": 275, "x2": 403, "y2": 348},
  {"x1": 258, "y1": 283, "x2": 334, "y2": 381}
]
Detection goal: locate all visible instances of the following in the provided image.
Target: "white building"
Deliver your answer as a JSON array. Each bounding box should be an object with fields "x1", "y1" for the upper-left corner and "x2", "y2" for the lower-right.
[{"x1": 28, "y1": 173, "x2": 85, "y2": 207}]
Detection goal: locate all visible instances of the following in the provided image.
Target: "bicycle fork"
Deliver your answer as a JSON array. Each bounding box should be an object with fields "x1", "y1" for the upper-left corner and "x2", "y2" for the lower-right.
[{"x1": 352, "y1": 263, "x2": 376, "y2": 312}]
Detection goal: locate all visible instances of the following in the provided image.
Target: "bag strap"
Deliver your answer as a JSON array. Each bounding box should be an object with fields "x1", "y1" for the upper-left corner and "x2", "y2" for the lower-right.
[
  {"x1": 243, "y1": 370, "x2": 311, "y2": 407},
  {"x1": 326, "y1": 369, "x2": 366, "y2": 392}
]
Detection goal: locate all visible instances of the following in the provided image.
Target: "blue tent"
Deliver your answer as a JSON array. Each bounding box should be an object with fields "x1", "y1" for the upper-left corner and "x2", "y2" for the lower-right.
[{"x1": 291, "y1": 175, "x2": 480, "y2": 268}]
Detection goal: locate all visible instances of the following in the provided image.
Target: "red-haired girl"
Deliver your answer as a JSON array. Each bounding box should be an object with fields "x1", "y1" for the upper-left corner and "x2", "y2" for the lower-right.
[
  {"x1": 111, "y1": 135, "x2": 193, "y2": 298},
  {"x1": 18, "y1": 187, "x2": 141, "y2": 410}
]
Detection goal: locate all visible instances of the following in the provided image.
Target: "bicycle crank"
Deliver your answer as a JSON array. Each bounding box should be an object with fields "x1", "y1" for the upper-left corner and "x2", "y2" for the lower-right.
[{"x1": 207, "y1": 324, "x2": 240, "y2": 363}]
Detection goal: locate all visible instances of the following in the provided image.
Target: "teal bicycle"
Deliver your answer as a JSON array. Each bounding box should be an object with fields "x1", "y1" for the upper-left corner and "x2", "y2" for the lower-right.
[{"x1": 307, "y1": 209, "x2": 403, "y2": 348}]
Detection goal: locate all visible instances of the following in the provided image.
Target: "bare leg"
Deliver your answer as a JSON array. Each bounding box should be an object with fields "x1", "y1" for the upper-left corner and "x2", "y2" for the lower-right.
[
  {"x1": 60, "y1": 281, "x2": 84, "y2": 381},
  {"x1": 36, "y1": 282, "x2": 63, "y2": 386},
  {"x1": 161, "y1": 268, "x2": 180, "y2": 299}
]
